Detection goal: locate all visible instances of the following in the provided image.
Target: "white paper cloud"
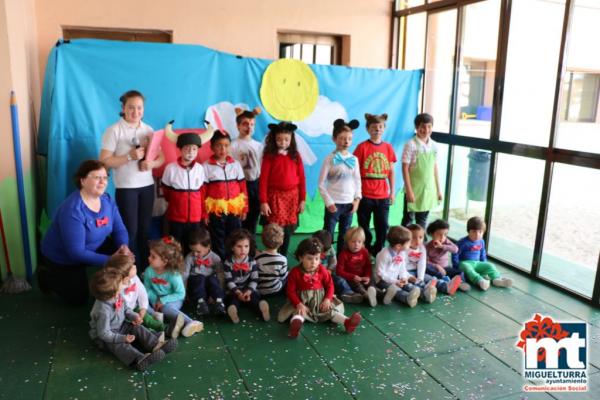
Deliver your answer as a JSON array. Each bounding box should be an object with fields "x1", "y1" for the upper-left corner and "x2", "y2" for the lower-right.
[{"x1": 294, "y1": 95, "x2": 348, "y2": 138}]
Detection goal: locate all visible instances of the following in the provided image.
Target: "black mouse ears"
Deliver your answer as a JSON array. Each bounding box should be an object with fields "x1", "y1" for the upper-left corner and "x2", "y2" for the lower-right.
[{"x1": 333, "y1": 118, "x2": 360, "y2": 130}]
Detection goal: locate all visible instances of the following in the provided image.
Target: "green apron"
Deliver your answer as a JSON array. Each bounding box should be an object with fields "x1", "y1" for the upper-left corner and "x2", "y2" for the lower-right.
[{"x1": 407, "y1": 138, "x2": 438, "y2": 212}]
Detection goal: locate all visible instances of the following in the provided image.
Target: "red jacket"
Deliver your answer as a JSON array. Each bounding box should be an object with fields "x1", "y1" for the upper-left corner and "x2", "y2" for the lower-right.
[
  {"x1": 203, "y1": 156, "x2": 248, "y2": 218},
  {"x1": 336, "y1": 247, "x2": 372, "y2": 281},
  {"x1": 286, "y1": 265, "x2": 334, "y2": 307},
  {"x1": 161, "y1": 159, "x2": 205, "y2": 223},
  {"x1": 259, "y1": 153, "x2": 306, "y2": 203}
]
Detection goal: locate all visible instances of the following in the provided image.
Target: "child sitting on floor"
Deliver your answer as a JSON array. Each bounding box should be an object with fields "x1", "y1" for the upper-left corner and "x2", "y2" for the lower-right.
[
  {"x1": 89, "y1": 268, "x2": 176, "y2": 371},
  {"x1": 182, "y1": 227, "x2": 226, "y2": 317},
  {"x1": 452, "y1": 216, "x2": 513, "y2": 291},
  {"x1": 104, "y1": 254, "x2": 165, "y2": 332},
  {"x1": 335, "y1": 227, "x2": 377, "y2": 307},
  {"x1": 405, "y1": 224, "x2": 438, "y2": 303},
  {"x1": 278, "y1": 237, "x2": 362, "y2": 338},
  {"x1": 375, "y1": 226, "x2": 421, "y2": 308},
  {"x1": 425, "y1": 219, "x2": 468, "y2": 293},
  {"x1": 256, "y1": 224, "x2": 289, "y2": 296},
  {"x1": 144, "y1": 236, "x2": 204, "y2": 338},
  {"x1": 223, "y1": 229, "x2": 270, "y2": 323}
]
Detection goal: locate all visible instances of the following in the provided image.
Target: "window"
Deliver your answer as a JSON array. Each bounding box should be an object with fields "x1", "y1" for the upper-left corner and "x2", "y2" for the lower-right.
[
  {"x1": 62, "y1": 26, "x2": 172, "y2": 43},
  {"x1": 560, "y1": 72, "x2": 600, "y2": 122},
  {"x1": 278, "y1": 32, "x2": 345, "y2": 65}
]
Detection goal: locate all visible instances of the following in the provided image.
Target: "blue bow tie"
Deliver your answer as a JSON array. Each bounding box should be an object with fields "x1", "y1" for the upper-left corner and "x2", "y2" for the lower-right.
[{"x1": 332, "y1": 152, "x2": 355, "y2": 168}]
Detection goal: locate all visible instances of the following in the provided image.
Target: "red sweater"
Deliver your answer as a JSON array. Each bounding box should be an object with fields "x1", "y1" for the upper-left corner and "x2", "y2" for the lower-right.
[
  {"x1": 259, "y1": 153, "x2": 306, "y2": 203},
  {"x1": 286, "y1": 265, "x2": 334, "y2": 307},
  {"x1": 336, "y1": 247, "x2": 372, "y2": 281}
]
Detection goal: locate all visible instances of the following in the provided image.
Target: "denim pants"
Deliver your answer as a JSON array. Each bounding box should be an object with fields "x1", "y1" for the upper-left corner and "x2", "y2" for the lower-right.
[
  {"x1": 426, "y1": 263, "x2": 465, "y2": 281},
  {"x1": 357, "y1": 197, "x2": 390, "y2": 256},
  {"x1": 187, "y1": 274, "x2": 224, "y2": 302},
  {"x1": 323, "y1": 203, "x2": 354, "y2": 255},
  {"x1": 149, "y1": 299, "x2": 192, "y2": 324}
]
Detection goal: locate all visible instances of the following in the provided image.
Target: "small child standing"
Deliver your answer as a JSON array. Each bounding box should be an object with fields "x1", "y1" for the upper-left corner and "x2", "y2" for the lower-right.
[
  {"x1": 278, "y1": 238, "x2": 362, "y2": 338},
  {"x1": 354, "y1": 113, "x2": 397, "y2": 256},
  {"x1": 182, "y1": 228, "x2": 226, "y2": 317},
  {"x1": 231, "y1": 107, "x2": 264, "y2": 234},
  {"x1": 335, "y1": 227, "x2": 377, "y2": 307},
  {"x1": 375, "y1": 226, "x2": 421, "y2": 308},
  {"x1": 405, "y1": 224, "x2": 438, "y2": 303},
  {"x1": 203, "y1": 130, "x2": 249, "y2": 260},
  {"x1": 161, "y1": 132, "x2": 206, "y2": 253},
  {"x1": 259, "y1": 122, "x2": 306, "y2": 257},
  {"x1": 401, "y1": 113, "x2": 442, "y2": 229},
  {"x1": 256, "y1": 224, "x2": 289, "y2": 296},
  {"x1": 318, "y1": 119, "x2": 362, "y2": 254},
  {"x1": 89, "y1": 268, "x2": 176, "y2": 371},
  {"x1": 144, "y1": 236, "x2": 204, "y2": 338},
  {"x1": 223, "y1": 229, "x2": 270, "y2": 323},
  {"x1": 425, "y1": 219, "x2": 468, "y2": 293},
  {"x1": 452, "y1": 217, "x2": 513, "y2": 291},
  {"x1": 104, "y1": 255, "x2": 165, "y2": 332}
]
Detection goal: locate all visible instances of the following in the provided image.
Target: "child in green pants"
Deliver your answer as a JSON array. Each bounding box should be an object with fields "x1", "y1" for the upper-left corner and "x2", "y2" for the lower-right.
[{"x1": 451, "y1": 217, "x2": 512, "y2": 290}]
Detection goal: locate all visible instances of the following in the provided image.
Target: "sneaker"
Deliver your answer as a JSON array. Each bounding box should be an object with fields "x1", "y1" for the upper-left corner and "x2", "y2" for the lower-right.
[
  {"x1": 288, "y1": 317, "x2": 304, "y2": 338},
  {"x1": 167, "y1": 313, "x2": 185, "y2": 338},
  {"x1": 152, "y1": 332, "x2": 166, "y2": 352},
  {"x1": 447, "y1": 276, "x2": 462, "y2": 296},
  {"x1": 366, "y1": 286, "x2": 377, "y2": 307},
  {"x1": 492, "y1": 277, "x2": 513, "y2": 288},
  {"x1": 341, "y1": 292, "x2": 364, "y2": 304},
  {"x1": 227, "y1": 305, "x2": 240, "y2": 324},
  {"x1": 135, "y1": 349, "x2": 166, "y2": 371},
  {"x1": 212, "y1": 300, "x2": 226, "y2": 315},
  {"x1": 458, "y1": 282, "x2": 471, "y2": 292},
  {"x1": 152, "y1": 312, "x2": 164, "y2": 323},
  {"x1": 382, "y1": 285, "x2": 398, "y2": 305},
  {"x1": 406, "y1": 287, "x2": 421, "y2": 308},
  {"x1": 259, "y1": 300, "x2": 270, "y2": 321},
  {"x1": 196, "y1": 299, "x2": 210, "y2": 316},
  {"x1": 422, "y1": 285, "x2": 437, "y2": 303},
  {"x1": 157, "y1": 338, "x2": 177, "y2": 354},
  {"x1": 181, "y1": 320, "x2": 204, "y2": 337},
  {"x1": 344, "y1": 312, "x2": 362, "y2": 334},
  {"x1": 478, "y1": 279, "x2": 490, "y2": 291}
]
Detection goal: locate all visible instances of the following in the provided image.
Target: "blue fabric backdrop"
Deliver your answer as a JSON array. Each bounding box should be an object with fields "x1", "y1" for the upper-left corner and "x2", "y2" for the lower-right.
[{"x1": 38, "y1": 39, "x2": 422, "y2": 229}]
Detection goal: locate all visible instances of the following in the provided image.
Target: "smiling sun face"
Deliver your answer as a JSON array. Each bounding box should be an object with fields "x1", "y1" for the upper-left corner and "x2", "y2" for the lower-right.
[{"x1": 260, "y1": 59, "x2": 319, "y2": 121}]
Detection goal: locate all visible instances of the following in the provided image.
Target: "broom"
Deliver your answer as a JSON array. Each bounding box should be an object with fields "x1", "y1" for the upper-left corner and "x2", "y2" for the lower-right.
[{"x1": 0, "y1": 209, "x2": 30, "y2": 293}]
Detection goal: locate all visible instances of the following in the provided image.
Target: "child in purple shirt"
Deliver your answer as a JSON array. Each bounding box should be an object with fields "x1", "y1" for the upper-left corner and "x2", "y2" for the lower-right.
[{"x1": 425, "y1": 219, "x2": 469, "y2": 293}]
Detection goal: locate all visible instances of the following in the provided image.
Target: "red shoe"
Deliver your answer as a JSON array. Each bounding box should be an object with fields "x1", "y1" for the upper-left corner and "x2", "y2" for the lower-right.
[
  {"x1": 288, "y1": 318, "x2": 303, "y2": 339},
  {"x1": 447, "y1": 276, "x2": 462, "y2": 296},
  {"x1": 344, "y1": 312, "x2": 362, "y2": 334}
]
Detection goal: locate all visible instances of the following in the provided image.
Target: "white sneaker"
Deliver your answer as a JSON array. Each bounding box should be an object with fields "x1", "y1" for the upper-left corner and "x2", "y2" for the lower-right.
[
  {"x1": 366, "y1": 286, "x2": 377, "y2": 307},
  {"x1": 422, "y1": 285, "x2": 437, "y2": 303},
  {"x1": 168, "y1": 312, "x2": 185, "y2": 338},
  {"x1": 382, "y1": 285, "x2": 398, "y2": 305},
  {"x1": 458, "y1": 282, "x2": 471, "y2": 292},
  {"x1": 406, "y1": 287, "x2": 421, "y2": 308},
  {"x1": 227, "y1": 305, "x2": 240, "y2": 324},
  {"x1": 181, "y1": 320, "x2": 204, "y2": 337},
  {"x1": 152, "y1": 312, "x2": 164, "y2": 323},
  {"x1": 259, "y1": 300, "x2": 270, "y2": 321},
  {"x1": 478, "y1": 279, "x2": 490, "y2": 291},
  {"x1": 492, "y1": 277, "x2": 513, "y2": 288}
]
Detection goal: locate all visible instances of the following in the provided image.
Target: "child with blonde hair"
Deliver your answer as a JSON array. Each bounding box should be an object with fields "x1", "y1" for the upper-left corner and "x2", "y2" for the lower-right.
[{"x1": 144, "y1": 236, "x2": 203, "y2": 338}]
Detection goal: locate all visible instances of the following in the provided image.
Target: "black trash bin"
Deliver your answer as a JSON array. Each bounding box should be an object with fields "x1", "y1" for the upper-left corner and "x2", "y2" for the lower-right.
[{"x1": 467, "y1": 149, "x2": 491, "y2": 202}]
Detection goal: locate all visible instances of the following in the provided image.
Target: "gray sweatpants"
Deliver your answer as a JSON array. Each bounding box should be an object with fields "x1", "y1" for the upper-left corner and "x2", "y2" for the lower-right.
[{"x1": 94, "y1": 322, "x2": 160, "y2": 366}]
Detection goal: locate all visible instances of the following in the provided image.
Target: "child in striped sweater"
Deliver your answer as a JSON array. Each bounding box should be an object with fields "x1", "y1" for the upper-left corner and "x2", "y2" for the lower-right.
[
  {"x1": 223, "y1": 229, "x2": 270, "y2": 323},
  {"x1": 256, "y1": 224, "x2": 288, "y2": 296}
]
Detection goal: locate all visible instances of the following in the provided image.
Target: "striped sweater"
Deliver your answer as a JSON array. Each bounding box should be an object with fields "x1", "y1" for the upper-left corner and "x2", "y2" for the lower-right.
[
  {"x1": 255, "y1": 251, "x2": 288, "y2": 295},
  {"x1": 223, "y1": 256, "x2": 259, "y2": 292}
]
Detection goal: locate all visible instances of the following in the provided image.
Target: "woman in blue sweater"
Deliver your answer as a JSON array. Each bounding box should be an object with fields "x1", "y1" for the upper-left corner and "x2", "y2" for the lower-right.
[{"x1": 39, "y1": 160, "x2": 131, "y2": 305}]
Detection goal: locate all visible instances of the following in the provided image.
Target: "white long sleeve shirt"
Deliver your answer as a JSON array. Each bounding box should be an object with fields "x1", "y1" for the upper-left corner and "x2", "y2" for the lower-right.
[
  {"x1": 376, "y1": 247, "x2": 409, "y2": 284},
  {"x1": 406, "y1": 244, "x2": 427, "y2": 281},
  {"x1": 122, "y1": 275, "x2": 149, "y2": 311},
  {"x1": 318, "y1": 151, "x2": 362, "y2": 206}
]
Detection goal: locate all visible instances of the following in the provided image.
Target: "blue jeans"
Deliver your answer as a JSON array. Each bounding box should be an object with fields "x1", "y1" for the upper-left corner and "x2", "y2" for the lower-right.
[
  {"x1": 149, "y1": 300, "x2": 192, "y2": 324},
  {"x1": 333, "y1": 274, "x2": 353, "y2": 295},
  {"x1": 357, "y1": 197, "x2": 390, "y2": 256},
  {"x1": 323, "y1": 203, "x2": 354, "y2": 254}
]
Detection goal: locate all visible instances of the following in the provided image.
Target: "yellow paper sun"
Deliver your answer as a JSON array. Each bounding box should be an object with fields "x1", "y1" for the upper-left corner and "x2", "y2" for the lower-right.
[{"x1": 260, "y1": 59, "x2": 319, "y2": 121}]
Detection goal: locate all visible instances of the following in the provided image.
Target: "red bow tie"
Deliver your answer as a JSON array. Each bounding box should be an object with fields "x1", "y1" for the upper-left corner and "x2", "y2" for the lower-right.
[
  {"x1": 409, "y1": 251, "x2": 422, "y2": 258},
  {"x1": 114, "y1": 295, "x2": 123, "y2": 310},
  {"x1": 471, "y1": 245, "x2": 482, "y2": 251},
  {"x1": 233, "y1": 262, "x2": 249, "y2": 272},
  {"x1": 195, "y1": 258, "x2": 211, "y2": 267},
  {"x1": 392, "y1": 255, "x2": 404, "y2": 264},
  {"x1": 151, "y1": 277, "x2": 168, "y2": 285},
  {"x1": 96, "y1": 216, "x2": 109, "y2": 227},
  {"x1": 125, "y1": 283, "x2": 136, "y2": 294}
]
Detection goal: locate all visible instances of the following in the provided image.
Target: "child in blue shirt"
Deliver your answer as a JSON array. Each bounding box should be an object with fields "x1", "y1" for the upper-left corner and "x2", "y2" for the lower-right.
[{"x1": 452, "y1": 217, "x2": 512, "y2": 290}]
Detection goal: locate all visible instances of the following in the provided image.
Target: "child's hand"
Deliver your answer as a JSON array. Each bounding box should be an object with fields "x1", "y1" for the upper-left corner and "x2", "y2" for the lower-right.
[
  {"x1": 138, "y1": 308, "x2": 147, "y2": 319},
  {"x1": 243, "y1": 290, "x2": 252, "y2": 302},
  {"x1": 154, "y1": 300, "x2": 163, "y2": 311},
  {"x1": 327, "y1": 204, "x2": 337, "y2": 213},
  {"x1": 353, "y1": 275, "x2": 362, "y2": 283},
  {"x1": 235, "y1": 290, "x2": 245, "y2": 301},
  {"x1": 132, "y1": 314, "x2": 143, "y2": 325},
  {"x1": 241, "y1": 212, "x2": 247, "y2": 221},
  {"x1": 203, "y1": 216, "x2": 210, "y2": 225},
  {"x1": 125, "y1": 334, "x2": 136, "y2": 343},
  {"x1": 437, "y1": 192, "x2": 443, "y2": 202},
  {"x1": 436, "y1": 265, "x2": 447, "y2": 276},
  {"x1": 389, "y1": 193, "x2": 395, "y2": 205},
  {"x1": 433, "y1": 240, "x2": 443, "y2": 248},
  {"x1": 408, "y1": 275, "x2": 417, "y2": 284},
  {"x1": 298, "y1": 201, "x2": 306, "y2": 214},
  {"x1": 260, "y1": 203, "x2": 271, "y2": 217},
  {"x1": 129, "y1": 147, "x2": 145, "y2": 161},
  {"x1": 351, "y1": 199, "x2": 360, "y2": 214},
  {"x1": 319, "y1": 298, "x2": 332, "y2": 312},
  {"x1": 296, "y1": 303, "x2": 309, "y2": 317},
  {"x1": 362, "y1": 276, "x2": 371, "y2": 285},
  {"x1": 139, "y1": 160, "x2": 151, "y2": 171},
  {"x1": 406, "y1": 191, "x2": 415, "y2": 203}
]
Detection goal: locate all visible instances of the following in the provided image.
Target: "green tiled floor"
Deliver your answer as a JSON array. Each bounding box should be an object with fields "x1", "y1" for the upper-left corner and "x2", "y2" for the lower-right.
[{"x1": 1, "y1": 251, "x2": 599, "y2": 399}]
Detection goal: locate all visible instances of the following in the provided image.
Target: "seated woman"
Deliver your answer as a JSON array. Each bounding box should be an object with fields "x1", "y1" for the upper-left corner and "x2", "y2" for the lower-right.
[{"x1": 38, "y1": 160, "x2": 130, "y2": 305}]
